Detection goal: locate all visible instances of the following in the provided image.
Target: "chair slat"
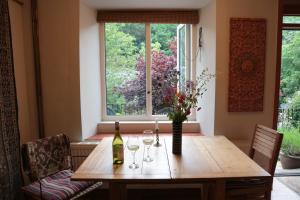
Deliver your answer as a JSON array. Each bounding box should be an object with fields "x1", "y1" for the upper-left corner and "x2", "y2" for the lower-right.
[
  {"x1": 255, "y1": 132, "x2": 276, "y2": 144},
  {"x1": 253, "y1": 143, "x2": 273, "y2": 158},
  {"x1": 254, "y1": 135, "x2": 275, "y2": 149},
  {"x1": 253, "y1": 139, "x2": 274, "y2": 154},
  {"x1": 256, "y1": 128, "x2": 277, "y2": 140},
  {"x1": 257, "y1": 125, "x2": 278, "y2": 134}
]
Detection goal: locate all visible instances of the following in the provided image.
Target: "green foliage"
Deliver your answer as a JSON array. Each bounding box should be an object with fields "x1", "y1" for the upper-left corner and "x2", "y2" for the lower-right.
[
  {"x1": 118, "y1": 23, "x2": 146, "y2": 49},
  {"x1": 280, "y1": 30, "x2": 300, "y2": 104},
  {"x1": 283, "y1": 16, "x2": 300, "y2": 24},
  {"x1": 279, "y1": 127, "x2": 300, "y2": 156},
  {"x1": 151, "y1": 24, "x2": 177, "y2": 55},
  {"x1": 279, "y1": 17, "x2": 300, "y2": 152},
  {"x1": 105, "y1": 23, "x2": 178, "y2": 113},
  {"x1": 288, "y1": 92, "x2": 300, "y2": 127},
  {"x1": 158, "y1": 68, "x2": 214, "y2": 123},
  {"x1": 105, "y1": 23, "x2": 140, "y2": 105}
]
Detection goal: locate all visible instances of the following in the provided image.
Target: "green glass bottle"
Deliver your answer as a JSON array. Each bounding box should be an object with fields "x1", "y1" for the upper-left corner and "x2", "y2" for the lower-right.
[{"x1": 112, "y1": 121, "x2": 124, "y2": 164}]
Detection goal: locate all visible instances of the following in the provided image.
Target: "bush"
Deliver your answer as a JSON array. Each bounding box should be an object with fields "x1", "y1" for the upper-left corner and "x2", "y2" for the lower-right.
[
  {"x1": 117, "y1": 39, "x2": 178, "y2": 114},
  {"x1": 279, "y1": 127, "x2": 300, "y2": 156},
  {"x1": 288, "y1": 92, "x2": 300, "y2": 127}
]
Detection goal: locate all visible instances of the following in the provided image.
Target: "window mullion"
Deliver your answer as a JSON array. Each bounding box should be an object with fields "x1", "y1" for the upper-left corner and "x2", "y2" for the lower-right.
[
  {"x1": 145, "y1": 23, "x2": 152, "y2": 118},
  {"x1": 100, "y1": 23, "x2": 107, "y2": 120}
]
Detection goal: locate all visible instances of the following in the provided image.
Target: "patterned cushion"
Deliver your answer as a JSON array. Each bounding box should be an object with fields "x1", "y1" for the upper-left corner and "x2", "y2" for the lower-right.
[
  {"x1": 22, "y1": 169, "x2": 92, "y2": 200},
  {"x1": 22, "y1": 134, "x2": 72, "y2": 181}
]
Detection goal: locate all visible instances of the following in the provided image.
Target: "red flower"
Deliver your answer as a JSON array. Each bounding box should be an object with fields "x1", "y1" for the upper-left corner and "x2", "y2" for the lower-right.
[{"x1": 178, "y1": 94, "x2": 185, "y2": 104}]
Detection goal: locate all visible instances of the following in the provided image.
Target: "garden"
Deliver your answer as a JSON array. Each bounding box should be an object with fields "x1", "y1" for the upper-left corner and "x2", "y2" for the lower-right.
[
  {"x1": 278, "y1": 16, "x2": 300, "y2": 169},
  {"x1": 105, "y1": 23, "x2": 179, "y2": 116}
]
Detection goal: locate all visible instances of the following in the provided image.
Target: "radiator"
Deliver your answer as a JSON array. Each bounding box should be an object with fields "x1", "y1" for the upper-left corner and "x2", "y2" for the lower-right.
[{"x1": 70, "y1": 142, "x2": 99, "y2": 170}]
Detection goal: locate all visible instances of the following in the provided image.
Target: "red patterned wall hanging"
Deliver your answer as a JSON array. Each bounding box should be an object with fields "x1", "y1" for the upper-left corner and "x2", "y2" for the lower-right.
[{"x1": 228, "y1": 18, "x2": 266, "y2": 112}]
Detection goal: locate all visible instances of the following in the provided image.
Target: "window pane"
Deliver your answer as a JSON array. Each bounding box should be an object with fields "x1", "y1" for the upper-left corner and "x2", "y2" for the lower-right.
[
  {"x1": 105, "y1": 23, "x2": 146, "y2": 116},
  {"x1": 178, "y1": 25, "x2": 186, "y2": 91},
  {"x1": 283, "y1": 16, "x2": 300, "y2": 24},
  {"x1": 279, "y1": 30, "x2": 300, "y2": 129},
  {"x1": 151, "y1": 24, "x2": 178, "y2": 115}
]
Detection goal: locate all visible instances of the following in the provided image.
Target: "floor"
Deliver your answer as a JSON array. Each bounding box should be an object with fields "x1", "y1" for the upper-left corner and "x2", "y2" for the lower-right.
[
  {"x1": 272, "y1": 178, "x2": 300, "y2": 200},
  {"x1": 274, "y1": 161, "x2": 300, "y2": 199}
]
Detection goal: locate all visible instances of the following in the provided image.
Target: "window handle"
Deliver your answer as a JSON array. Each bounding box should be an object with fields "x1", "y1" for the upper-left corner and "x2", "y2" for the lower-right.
[{"x1": 147, "y1": 91, "x2": 151, "y2": 94}]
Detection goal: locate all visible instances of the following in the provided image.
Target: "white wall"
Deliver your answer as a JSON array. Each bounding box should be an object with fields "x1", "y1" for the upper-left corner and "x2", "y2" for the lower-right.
[
  {"x1": 9, "y1": 0, "x2": 39, "y2": 144},
  {"x1": 197, "y1": 0, "x2": 216, "y2": 136},
  {"x1": 38, "y1": 0, "x2": 82, "y2": 141},
  {"x1": 214, "y1": 0, "x2": 278, "y2": 140},
  {"x1": 10, "y1": 0, "x2": 278, "y2": 143},
  {"x1": 79, "y1": 2, "x2": 101, "y2": 139}
]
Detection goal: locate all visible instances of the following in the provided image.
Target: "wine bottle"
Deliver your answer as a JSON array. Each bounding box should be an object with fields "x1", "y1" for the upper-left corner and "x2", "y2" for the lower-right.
[{"x1": 112, "y1": 121, "x2": 124, "y2": 164}]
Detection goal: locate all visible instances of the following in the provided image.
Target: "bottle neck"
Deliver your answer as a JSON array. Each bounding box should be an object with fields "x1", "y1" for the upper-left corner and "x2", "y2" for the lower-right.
[{"x1": 115, "y1": 127, "x2": 120, "y2": 136}]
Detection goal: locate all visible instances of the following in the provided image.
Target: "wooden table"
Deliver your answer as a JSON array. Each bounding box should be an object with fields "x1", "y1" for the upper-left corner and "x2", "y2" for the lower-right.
[{"x1": 71, "y1": 136, "x2": 271, "y2": 200}]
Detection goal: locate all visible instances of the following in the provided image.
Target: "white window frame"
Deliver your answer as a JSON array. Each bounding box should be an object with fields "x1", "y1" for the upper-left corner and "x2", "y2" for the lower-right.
[{"x1": 100, "y1": 23, "x2": 197, "y2": 121}]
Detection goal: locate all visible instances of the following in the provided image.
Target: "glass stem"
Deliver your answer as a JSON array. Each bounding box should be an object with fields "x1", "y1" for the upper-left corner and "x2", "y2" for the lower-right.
[
  {"x1": 147, "y1": 146, "x2": 150, "y2": 158},
  {"x1": 132, "y1": 151, "x2": 136, "y2": 165}
]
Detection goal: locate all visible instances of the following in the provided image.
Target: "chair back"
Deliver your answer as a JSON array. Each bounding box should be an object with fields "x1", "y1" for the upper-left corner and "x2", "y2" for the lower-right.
[
  {"x1": 22, "y1": 134, "x2": 72, "y2": 181},
  {"x1": 249, "y1": 124, "x2": 283, "y2": 176}
]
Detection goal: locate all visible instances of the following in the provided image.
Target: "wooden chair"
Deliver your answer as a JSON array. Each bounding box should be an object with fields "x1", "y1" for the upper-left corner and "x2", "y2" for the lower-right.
[
  {"x1": 21, "y1": 134, "x2": 102, "y2": 200},
  {"x1": 225, "y1": 124, "x2": 283, "y2": 200}
]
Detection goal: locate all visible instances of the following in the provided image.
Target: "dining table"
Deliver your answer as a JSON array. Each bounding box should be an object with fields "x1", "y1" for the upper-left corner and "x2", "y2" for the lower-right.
[{"x1": 71, "y1": 135, "x2": 272, "y2": 200}]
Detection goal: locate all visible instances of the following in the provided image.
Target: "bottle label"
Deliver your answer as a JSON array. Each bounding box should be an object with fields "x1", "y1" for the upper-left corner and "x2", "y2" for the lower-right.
[{"x1": 113, "y1": 144, "x2": 124, "y2": 161}]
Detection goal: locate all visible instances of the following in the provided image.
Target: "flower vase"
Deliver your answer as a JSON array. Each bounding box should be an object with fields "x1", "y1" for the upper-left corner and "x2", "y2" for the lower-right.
[{"x1": 172, "y1": 121, "x2": 182, "y2": 154}]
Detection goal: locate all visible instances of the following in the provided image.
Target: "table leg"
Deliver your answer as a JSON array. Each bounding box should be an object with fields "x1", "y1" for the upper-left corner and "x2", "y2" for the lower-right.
[
  {"x1": 109, "y1": 182, "x2": 127, "y2": 200},
  {"x1": 214, "y1": 180, "x2": 225, "y2": 200},
  {"x1": 265, "y1": 177, "x2": 273, "y2": 200}
]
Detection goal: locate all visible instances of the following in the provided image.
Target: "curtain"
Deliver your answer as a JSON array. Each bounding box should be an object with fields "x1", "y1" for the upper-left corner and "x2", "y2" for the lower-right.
[{"x1": 0, "y1": 0, "x2": 22, "y2": 199}]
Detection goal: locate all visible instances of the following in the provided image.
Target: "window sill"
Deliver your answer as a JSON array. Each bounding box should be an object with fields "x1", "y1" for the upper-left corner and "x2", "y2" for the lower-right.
[{"x1": 97, "y1": 121, "x2": 200, "y2": 134}]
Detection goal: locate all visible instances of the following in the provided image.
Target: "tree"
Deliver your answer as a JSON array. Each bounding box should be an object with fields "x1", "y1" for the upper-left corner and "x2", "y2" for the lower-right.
[
  {"x1": 118, "y1": 23, "x2": 146, "y2": 49},
  {"x1": 105, "y1": 24, "x2": 138, "y2": 106},
  {"x1": 288, "y1": 92, "x2": 300, "y2": 127},
  {"x1": 151, "y1": 24, "x2": 177, "y2": 55},
  {"x1": 117, "y1": 39, "x2": 177, "y2": 114},
  {"x1": 119, "y1": 23, "x2": 177, "y2": 55},
  {"x1": 104, "y1": 23, "x2": 178, "y2": 115},
  {"x1": 279, "y1": 18, "x2": 300, "y2": 129},
  {"x1": 280, "y1": 31, "x2": 300, "y2": 104}
]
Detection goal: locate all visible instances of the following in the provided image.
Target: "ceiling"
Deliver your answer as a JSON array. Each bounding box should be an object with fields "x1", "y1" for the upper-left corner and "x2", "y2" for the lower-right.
[{"x1": 83, "y1": 0, "x2": 212, "y2": 9}]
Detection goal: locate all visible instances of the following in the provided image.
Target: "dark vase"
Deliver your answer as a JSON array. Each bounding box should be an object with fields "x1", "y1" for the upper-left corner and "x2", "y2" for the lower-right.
[{"x1": 172, "y1": 121, "x2": 183, "y2": 154}]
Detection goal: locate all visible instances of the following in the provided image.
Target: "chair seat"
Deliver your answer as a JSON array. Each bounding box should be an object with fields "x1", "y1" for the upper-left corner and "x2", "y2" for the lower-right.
[{"x1": 22, "y1": 169, "x2": 97, "y2": 200}]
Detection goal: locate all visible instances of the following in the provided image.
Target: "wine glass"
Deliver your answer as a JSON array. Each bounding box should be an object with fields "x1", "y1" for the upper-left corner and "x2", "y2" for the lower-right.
[
  {"x1": 126, "y1": 136, "x2": 140, "y2": 169},
  {"x1": 143, "y1": 130, "x2": 154, "y2": 162}
]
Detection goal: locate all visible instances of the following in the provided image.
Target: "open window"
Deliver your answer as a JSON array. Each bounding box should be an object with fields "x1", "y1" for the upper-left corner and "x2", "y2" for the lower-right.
[
  {"x1": 102, "y1": 23, "x2": 194, "y2": 121},
  {"x1": 177, "y1": 24, "x2": 191, "y2": 92}
]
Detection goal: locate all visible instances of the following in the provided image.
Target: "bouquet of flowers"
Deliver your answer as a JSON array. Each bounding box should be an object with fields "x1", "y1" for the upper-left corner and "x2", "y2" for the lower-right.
[{"x1": 157, "y1": 68, "x2": 214, "y2": 123}]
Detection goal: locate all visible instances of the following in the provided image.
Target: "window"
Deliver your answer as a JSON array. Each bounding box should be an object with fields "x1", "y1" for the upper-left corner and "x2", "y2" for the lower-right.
[
  {"x1": 283, "y1": 16, "x2": 300, "y2": 24},
  {"x1": 101, "y1": 23, "x2": 195, "y2": 121}
]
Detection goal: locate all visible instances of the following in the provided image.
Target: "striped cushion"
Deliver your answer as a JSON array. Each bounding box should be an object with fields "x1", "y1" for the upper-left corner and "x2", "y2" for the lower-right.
[{"x1": 22, "y1": 169, "x2": 92, "y2": 200}]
